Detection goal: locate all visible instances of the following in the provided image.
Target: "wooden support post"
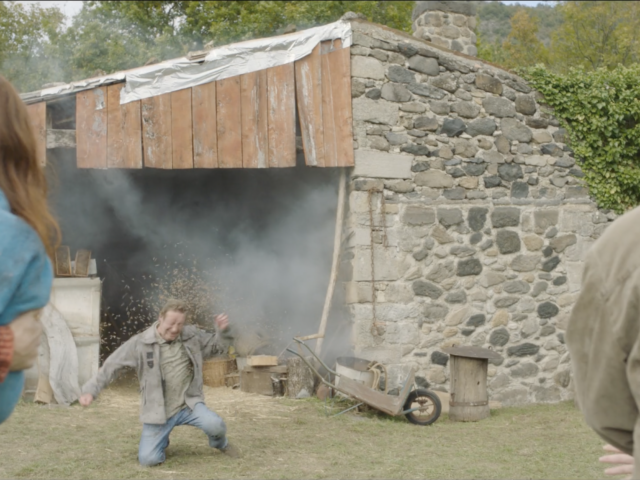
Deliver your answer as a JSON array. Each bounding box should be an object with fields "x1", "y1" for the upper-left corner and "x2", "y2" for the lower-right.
[{"x1": 315, "y1": 169, "x2": 347, "y2": 357}]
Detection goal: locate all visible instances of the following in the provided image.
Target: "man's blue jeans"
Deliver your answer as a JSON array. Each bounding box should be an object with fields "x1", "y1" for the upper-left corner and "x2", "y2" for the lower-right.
[{"x1": 138, "y1": 402, "x2": 227, "y2": 466}]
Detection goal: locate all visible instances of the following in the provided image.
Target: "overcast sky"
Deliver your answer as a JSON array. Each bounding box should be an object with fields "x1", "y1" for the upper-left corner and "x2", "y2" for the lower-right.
[{"x1": 17, "y1": 1, "x2": 555, "y2": 23}]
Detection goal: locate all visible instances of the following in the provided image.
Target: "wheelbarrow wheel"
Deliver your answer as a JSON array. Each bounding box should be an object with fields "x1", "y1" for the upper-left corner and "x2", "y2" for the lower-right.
[{"x1": 404, "y1": 389, "x2": 441, "y2": 426}]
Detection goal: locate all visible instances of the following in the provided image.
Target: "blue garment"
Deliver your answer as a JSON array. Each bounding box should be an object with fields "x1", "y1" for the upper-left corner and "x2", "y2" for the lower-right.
[
  {"x1": 138, "y1": 402, "x2": 227, "y2": 466},
  {"x1": 0, "y1": 189, "x2": 53, "y2": 423}
]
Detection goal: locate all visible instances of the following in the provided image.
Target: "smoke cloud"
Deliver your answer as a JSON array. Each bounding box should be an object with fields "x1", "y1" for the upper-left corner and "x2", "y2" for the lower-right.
[{"x1": 48, "y1": 150, "x2": 351, "y2": 360}]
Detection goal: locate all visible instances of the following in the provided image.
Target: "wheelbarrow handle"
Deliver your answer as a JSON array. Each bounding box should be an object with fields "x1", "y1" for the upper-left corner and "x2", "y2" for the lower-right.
[
  {"x1": 291, "y1": 337, "x2": 339, "y2": 376},
  {"x1": 285, "y1": 347, "x2": 338, "y2": 390}
]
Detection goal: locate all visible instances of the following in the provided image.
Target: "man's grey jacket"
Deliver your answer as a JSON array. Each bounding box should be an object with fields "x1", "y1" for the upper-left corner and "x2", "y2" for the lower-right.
[
  {"x1": 566, "y1": 205, "x2": 640, "y2": 479},
  {"x1": 82, "y1": 323, "x2": 234, "y2": 424}
]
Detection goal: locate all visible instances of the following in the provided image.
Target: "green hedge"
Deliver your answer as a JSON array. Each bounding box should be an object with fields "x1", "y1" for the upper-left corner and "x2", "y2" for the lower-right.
[{"x1": 523, "y1": 65, "x2": 640, "y2": 213}]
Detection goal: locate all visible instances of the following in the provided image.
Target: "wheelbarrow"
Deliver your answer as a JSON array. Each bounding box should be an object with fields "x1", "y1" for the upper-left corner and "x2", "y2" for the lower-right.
[{"x1": 286, "y1": 337, "x2": 442, "y2": 426}]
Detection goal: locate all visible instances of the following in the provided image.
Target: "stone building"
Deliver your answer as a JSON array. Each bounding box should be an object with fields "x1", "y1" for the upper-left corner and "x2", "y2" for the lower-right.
[
  {"x1": 21, "y1": 1, "x2": 613, "y2": 407},
  {"x1": 345, "y1": 2, "x2": 613, "y2": 405}
]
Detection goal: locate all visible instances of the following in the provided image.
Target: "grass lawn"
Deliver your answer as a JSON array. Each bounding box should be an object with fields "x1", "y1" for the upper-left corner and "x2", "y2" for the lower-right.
[{"x1": 0, "y1": 382, "x2": 607, "y2": 480}]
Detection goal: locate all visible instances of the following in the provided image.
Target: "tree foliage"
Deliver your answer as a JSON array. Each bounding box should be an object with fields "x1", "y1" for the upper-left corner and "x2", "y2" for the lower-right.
[
  {"x1": 479, "y1": 9, "x2": 548, "y2": 69},
  {"x1": 500, "y1": 10, "x2": 548, "y2": 70},
  {"x1": 0, "y1": 1, "x2": 413, "y2": 91},
  {"x1": 524, "y1": 64, "x2": 640, "y2": 213},
  {"x1": 476, "y1": 1, "x2": 560, "y2": 49},
  {"x1": 6, "y1": 1, "x2": 640, "y2": 90},
  {"x1": 181, "y1": 1, "x2": 413, "y2": 47},
  {"x1": 550, "y1": 1, "x2": 640, "y2": 72},
  {"x1": 0, "y1": 1, "x2": 66, "y2": 91},
  {"x1": 58, "y1": 1, "x2": 190, "y2": 80},
  {"x1": 478, "y1": 1, "x2": 640, "y2": 72}
]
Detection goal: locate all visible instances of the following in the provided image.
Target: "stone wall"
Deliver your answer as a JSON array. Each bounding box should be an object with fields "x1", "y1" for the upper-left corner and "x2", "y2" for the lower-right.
[
  {"x1": 412, "y1": 1, "x2": 478, "y2": 57},
  {"x1": 345, "y1": 20, "x2": 615, "y2": 406}
]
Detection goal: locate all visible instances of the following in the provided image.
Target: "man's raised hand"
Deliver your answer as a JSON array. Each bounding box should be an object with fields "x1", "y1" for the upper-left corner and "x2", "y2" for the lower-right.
[{"x1": 215, "y1": 314, "x2": 229, "y2": 331}]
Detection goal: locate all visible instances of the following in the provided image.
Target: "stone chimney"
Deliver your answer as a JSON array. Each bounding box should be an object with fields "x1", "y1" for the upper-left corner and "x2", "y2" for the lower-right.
[{"x1": 412, "y1": 1, "x2": 478, "y2": 57}]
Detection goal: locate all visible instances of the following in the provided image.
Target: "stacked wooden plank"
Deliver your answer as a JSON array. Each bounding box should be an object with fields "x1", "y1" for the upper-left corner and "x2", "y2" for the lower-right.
[{"x1": 54, "y1": 246, "x2": 93, "y2": 277}]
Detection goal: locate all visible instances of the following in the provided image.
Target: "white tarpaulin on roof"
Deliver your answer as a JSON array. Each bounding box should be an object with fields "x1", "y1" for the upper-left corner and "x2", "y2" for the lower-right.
[
  {"x1": 36, "y1": 72, "x2": 126, "y2": 99},
  {"x1": 120, "y1": 20, "x2": 352, "y2": 105}
]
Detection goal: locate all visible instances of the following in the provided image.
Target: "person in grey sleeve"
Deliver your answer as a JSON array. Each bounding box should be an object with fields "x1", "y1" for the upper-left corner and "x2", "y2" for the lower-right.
[{"x1": 79, "y1": 298, "x2": 240, "y2": 465}]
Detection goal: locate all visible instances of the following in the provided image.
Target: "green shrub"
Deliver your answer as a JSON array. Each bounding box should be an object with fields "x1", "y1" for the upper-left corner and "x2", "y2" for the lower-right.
[{"x1": 523, "y1": 65, "x2": 640, "y2": 213}]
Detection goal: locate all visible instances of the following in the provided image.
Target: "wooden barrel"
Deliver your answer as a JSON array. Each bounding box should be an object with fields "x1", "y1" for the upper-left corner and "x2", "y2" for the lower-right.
[
  {"x1": 449, "y1": 356, "x2": 490, "y2": 421},
  {"x1": 443, "y1": 346, "x2": 503, "y2": 422}
]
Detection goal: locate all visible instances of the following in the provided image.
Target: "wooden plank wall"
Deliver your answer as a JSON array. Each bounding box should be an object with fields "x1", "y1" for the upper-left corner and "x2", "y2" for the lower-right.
[
  {"x1": 241, "y1": 70, "x2": 268, "y2": 168},
  {"x1": 76, "y1": 88, "x2": 107, "y2": 168},
  {"x1": 26, "y1": 102, "x2": 47, "y2": 167},
  {"x1": 320, "y1": 40, "x2": 354, "y2": 168},
  {"x1": 267, "y1": 64, "x2": 296, "y2": 168},
  {"x1": 192, "y1": 83, "x2": 218, "y2": 168},
  {"x1": 296, "y1": 40, "x2": 354, "y2": 168},
  {"x1": 106, "y1": 85, "x2": 142, "y2": 169},
  {"x1": 73, "y1": 43, "x2": 353, "y2": 170},
  {"x1": 216, "y1": 77, "x2": 243, "y2": 168},
  {"x1": 141, "y1": 93, "x2": 172, "y2": 169},
  {"x1": 295, "y1": 44, "x2": 324, "y2": 167},
  {"x1": 171, "y1": 89, "x2": 194, "y2": 169}
]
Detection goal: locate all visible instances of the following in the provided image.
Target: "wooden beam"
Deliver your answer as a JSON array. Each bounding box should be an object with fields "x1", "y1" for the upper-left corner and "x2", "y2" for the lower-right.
[
  {"x1": 240, "y1": 70, "x2": 268, "y2": 168},
  {"x1": 106, "y1": 85, "x2": 125, "y2": 168},
  {"x1": 106, "y1": 84, "x2": 143, "y2": 169},
  {"x1": 171, "y1": 88, "x2": 194, "y2": 169},
  {"x1": 76, "y1": 88, "x2": 107, "y2": 169},
  {"x1": 192, "y1": 82, "x2": 218, "y2": 168},
  {"x1": 46, "y1": 129, "x2": 76, "y2": 149},
  {"x1": 321, "y1": 41, "x2": 354, "y2": 167},
  {"x1": 320, "y1": 42, "x2": 338, "y2": 168},
  {"x1": 121, "y1": 100, "x2": 143, "y2": 169},
  {"x1": 141, "y1": 93, "x2": 172, "y2": 169},
  {"x1": 216, "y1": 77, "x2": 243, "y2": 168},
  {"x1": 295, "y1": 44, "x2": 324, "y2": 167},
  {"x1": 26, "y1": 103, "x2": 47, "y2": 167},
  {"x1": 266, "y1": 64, "x2": 296, "y2": 168}
]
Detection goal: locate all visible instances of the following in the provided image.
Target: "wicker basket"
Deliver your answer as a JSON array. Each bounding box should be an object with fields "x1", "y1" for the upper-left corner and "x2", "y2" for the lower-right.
[{"x1": 203, "y1": 357, "x2": 236, "y2": 388}]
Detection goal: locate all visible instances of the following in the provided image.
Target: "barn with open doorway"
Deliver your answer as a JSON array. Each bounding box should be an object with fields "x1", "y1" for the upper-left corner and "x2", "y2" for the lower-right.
[{"x1": 22, "y1": 21, "x2": 356, "y2": 401}]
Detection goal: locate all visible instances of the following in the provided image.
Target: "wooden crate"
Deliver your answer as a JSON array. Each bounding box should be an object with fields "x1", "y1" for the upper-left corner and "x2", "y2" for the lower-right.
[
  {"x1": 225, "y1": 372, "x2": 240, "y2": 388},
  {"x1": 240, "y1": 365, "x2": 288, "y2": 396},
  {"x1": 247, "y1": 355, "x2": 278, "y2": 366},
  {"x1": 240, "y1": 369, "x2": 276, "y2": 396},
  {"x1": 203, "y1": 357, "x2": 235, "y2": 388}
]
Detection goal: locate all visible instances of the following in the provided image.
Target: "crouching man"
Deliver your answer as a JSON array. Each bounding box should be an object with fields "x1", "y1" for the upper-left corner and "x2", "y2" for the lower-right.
[{"x1": 79, "y1": 298, "x2": 240, "y2": 465}]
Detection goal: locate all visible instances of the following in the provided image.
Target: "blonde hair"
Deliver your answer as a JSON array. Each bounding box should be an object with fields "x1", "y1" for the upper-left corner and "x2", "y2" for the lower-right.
[
  {"x1": 0, "y1": 75, "x2": 60, "y2": 259},
  {"x1": 159, "y1": 298, "x2": 189, "y2": 319}
]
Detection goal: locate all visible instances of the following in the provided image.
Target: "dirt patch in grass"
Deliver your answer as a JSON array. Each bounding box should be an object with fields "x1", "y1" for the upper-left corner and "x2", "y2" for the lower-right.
[{"x1": 0, "y1": 382, "x2": 606, "y2": 479}]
